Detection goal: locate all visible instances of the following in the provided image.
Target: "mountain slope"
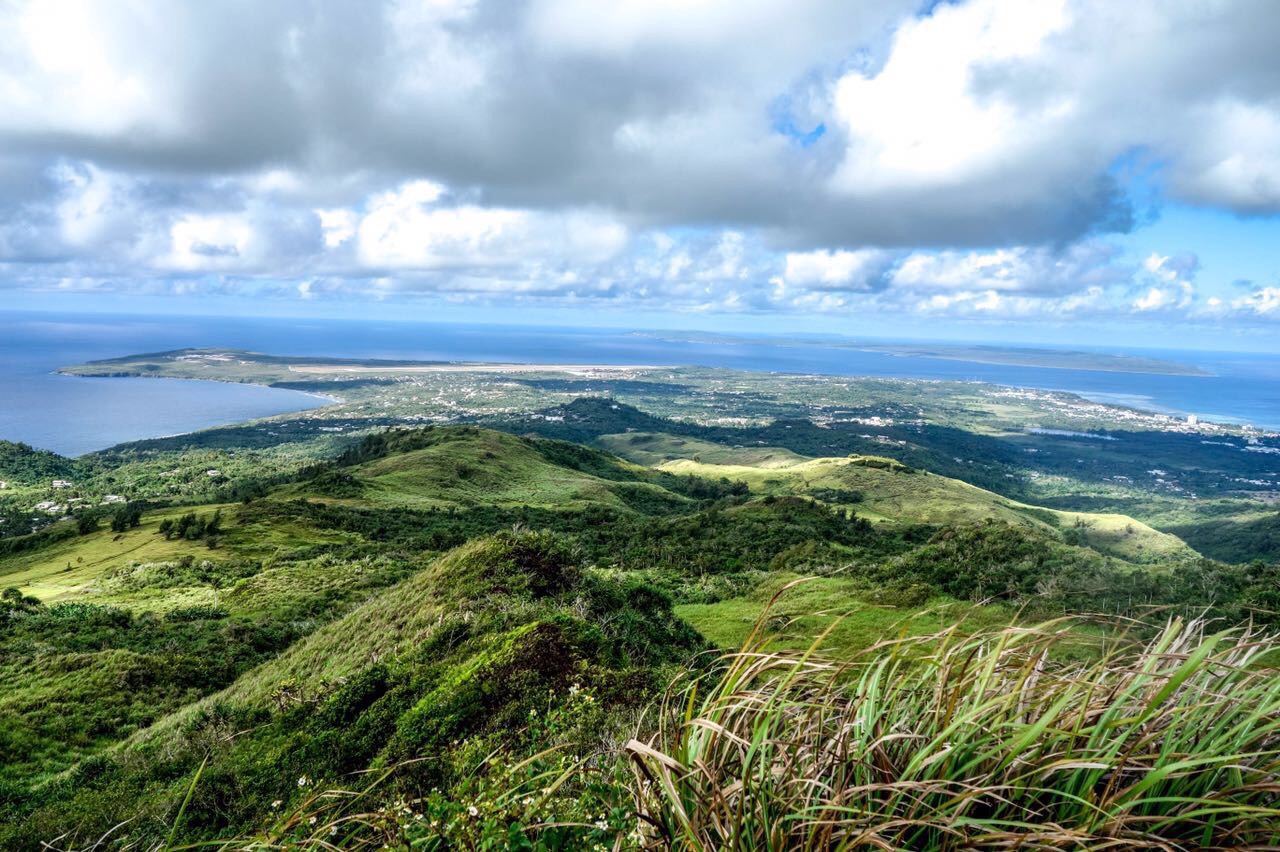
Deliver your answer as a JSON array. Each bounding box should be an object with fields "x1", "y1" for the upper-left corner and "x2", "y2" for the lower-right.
[
  {"x1": 653, "y1": 452, "x2": 1197, "y2": 565},
  {"x1": 284, "y1": 425, "x2": 696, "y2": 513},
  {"x1": 7, "y1": 532, "x2": 701, "y2": 848}
]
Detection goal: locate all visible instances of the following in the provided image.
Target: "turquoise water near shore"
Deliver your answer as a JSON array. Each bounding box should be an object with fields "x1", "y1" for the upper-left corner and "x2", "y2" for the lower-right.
[{"x1": 2, "y1": 310, "x2": 1278, "y2": 456}]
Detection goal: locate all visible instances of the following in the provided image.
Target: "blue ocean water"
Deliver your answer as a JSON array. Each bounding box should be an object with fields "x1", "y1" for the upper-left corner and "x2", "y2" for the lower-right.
[{"x1": 1, "y1": 310, "x2": 1278, "y2": 456}]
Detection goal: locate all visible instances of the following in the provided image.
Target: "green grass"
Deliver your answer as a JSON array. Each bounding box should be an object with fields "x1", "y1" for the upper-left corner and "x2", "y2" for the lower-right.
[
  {"x1": 0, "y1": 505, "x2": 235, "y2": 601},
  {"x1": 676, "y1": 574, "x2": 1014, "y2": 659},
  {"x1": 0, "y1": 503, "x2": 360, "y2": 606},
  {"x1": 629, "y1": 615, "x2": 1280, "y2": 849},
  {"x1": 3, "y1": 532, "x2": 701, "y2": 849},
  {"x1": 657, "y1": 454, "x2": 1197, "y2": 564},
  {"x1": 282, "y1": 427, "x2": 689, "y2": 513},
  {"x1": 598, "y1": 431, "x2": 808, "y2": 468},
  {"x1": 3, "y1": 419, "x2": 1271, "y2": 850}
]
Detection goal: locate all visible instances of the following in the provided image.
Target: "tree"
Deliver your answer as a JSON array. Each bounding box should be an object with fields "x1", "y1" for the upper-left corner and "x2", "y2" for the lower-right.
[{"x1": 110, "y1": 503, "x2": 144, "y2": 533}]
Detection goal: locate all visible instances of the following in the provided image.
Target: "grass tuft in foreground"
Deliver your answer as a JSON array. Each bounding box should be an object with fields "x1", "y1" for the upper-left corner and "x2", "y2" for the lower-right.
[{"x1": 627, "y1": 611, "x2": 1280, "y2": 850}]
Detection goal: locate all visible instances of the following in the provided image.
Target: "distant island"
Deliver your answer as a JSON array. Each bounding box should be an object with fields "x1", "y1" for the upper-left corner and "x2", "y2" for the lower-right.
[
  {"x1": 855, "y1": 343, "x2": 1213, "y2": 376},
  {"x1": 630, "y1": 332, "x2": 1212, "y2": 376}
]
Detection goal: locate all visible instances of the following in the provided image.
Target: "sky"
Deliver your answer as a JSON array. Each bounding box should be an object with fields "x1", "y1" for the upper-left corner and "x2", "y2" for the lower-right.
[{"x1": 1, "y1": 0, "x2": 1279, "y2": 349}]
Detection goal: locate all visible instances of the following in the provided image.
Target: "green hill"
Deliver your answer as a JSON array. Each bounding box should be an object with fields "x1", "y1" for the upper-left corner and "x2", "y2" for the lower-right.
[
  {"x1": 1, "y1": 422, "x2": 1269, "y2": 850},
  {"x1": 284, "y1": 426, "x2": 695, "y2": 513},
  {"x1": 7, "y1": 532, "x2": 702, "y2": 848},
  {"x1": 651, "y1": 451, "x2": 1196, "y2": 565},
  {"x1": 0, "y1": 441, "x2": 78, "y2": 486}
]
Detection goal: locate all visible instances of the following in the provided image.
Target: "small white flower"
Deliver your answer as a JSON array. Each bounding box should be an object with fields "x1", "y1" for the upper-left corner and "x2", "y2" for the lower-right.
[
  {"x1": 297, "y1": 775, "x2": 309, "y2": 787},
  {"x1": 271, "y1": 799, "x2": 282, "y2": 809},
  {"x1": 308, "y1": 816, "x2": 317, "y2": 825},
  {"x1": 568, "y1": 683, "x2": 580, "y2": 696},
  {"x1": 468, "y1": 805, "x2": 479, "y2": 817}
]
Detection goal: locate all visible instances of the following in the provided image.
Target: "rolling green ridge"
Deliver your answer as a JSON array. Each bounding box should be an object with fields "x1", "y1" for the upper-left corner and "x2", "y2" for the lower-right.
[{"x1": 3, "y1": 356, "x2": 1279, "y2": 848}]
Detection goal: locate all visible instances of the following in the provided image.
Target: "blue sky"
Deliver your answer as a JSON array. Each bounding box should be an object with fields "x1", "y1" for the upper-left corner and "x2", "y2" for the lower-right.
[{"x1": 1, "y1": 0, "x2": 1278, "y2": 350}]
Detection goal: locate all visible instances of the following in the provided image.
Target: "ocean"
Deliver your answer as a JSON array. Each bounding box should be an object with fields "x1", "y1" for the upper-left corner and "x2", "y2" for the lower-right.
[{"x1": 2, "y1": 310, "x2": 1278, "y2": 456}]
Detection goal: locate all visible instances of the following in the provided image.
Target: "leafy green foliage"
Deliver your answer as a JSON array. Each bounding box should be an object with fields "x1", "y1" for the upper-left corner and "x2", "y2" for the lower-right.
[
  {"x1": 1169, "y1": 510, "x2": 1280, "y2": 563},
  {"x1": 0, "y1": 440, "x2": 78, "y2": 486}
]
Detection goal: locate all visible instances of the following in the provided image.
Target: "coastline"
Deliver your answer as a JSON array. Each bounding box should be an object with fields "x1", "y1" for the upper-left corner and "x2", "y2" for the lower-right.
[
  {"x1": 58, "y1": 355, "x2": 1239, "y2": 436},
  {"x1": 37, "y1": 371, "x2": 341, "y2": 457},
  {"x1": 55, "y1": 368, "x2": 345, "y2": 405}
]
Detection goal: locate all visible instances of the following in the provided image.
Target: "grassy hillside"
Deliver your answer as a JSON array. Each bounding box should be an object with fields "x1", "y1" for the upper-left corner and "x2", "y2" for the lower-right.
[
  {"x1": 285, "y1": 426, "x2": 694, "y2": 513},
  {"x1": 597, "y1": 430, "x2": 808, "y2": 468},
  {"x1": 654, "y1": 452, "x2": 1196, "y2": 564},
  {"x1": 2, "y1": 421, "x2": 1276, "y2": 849},
  {"x1": 6, "y1": 533, "x2": 702, "y2": 849},
  {"x1": 676, "y1": 573, "x2": 1015, "y2": 659}
]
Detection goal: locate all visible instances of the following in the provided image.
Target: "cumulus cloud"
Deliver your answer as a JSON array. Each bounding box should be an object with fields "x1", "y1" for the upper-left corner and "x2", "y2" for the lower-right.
[
  {"x1": 1231, "y1": 287, "x2": 1280, "y2": 317},
  {"x1": 0, "y1": 0, "x2": 1278, "y2": 325},
  {"x1": 1130, "y1": 252, "x2": 1196, "y2": 312},
  {"x1": 780, "y1": 250, "x2": 893, "y2": 292}
]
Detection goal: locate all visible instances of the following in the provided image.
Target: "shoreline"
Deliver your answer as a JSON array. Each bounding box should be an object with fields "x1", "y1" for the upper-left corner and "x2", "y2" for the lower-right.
[
  {"x1": 44, "y1": 371, "x2": 340, "y2": 457},
  {"x1": 55, "y1": 357, "x2": 1251, "y2": 438}
]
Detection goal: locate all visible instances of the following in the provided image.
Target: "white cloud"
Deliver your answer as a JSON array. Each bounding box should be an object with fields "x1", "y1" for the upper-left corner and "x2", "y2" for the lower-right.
[
  {"x1": 782, "y1": 249, "x2": 891, "y2": 290},
  {"x1": 822, "y1": 0, "x2": 1280, "y2": 237},
  {"x1": 1172, "y1": 101, "x2": 1280, "y2": 212},
  {"x1": 1233, "y1": 287, "x2": 1280, "y2": 316},
  {"x1": 52, "y1": 161, "x2": 128, "y2": 249},
  {"x1": 831, "y1": 0, "x2": 1072, "y2": 194},
  {"x1": 1133, "y1": 286, "x2": 1173, "y2": 312},
  {"x1": 352, "y1": 180, "x2": 627, "y2": 271},
  {"x1": 889, "y1": 243, "x2": 1129, "y2": 295},
  {"x1": 1, "y1": 0, "x2": 1278, "y2": 329},
  {"x1": 165, "y1": 213, "x2": 254, "y2": 271},
  {"x1": 316, "y1": 207, "x2": 357, "y2": 248}
]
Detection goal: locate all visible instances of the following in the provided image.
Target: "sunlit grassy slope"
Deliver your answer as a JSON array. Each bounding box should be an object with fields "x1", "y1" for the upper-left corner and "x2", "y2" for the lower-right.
[
  {"x1": 597, "y1": 430, "x2": 808, "y2": 468},
  {"x1": 3, "y1": 424, "x2": 1197, "y2": 612},
  {"x1": 0, "y1": 503, "x2": 359, "y2": 605},
  {"x1": 675, "y1": 574, "x2": 1014, "y2": 659},
  {"x1": 282, "y1": 426, "x2": 690, "y2": 512},
  {"x1": 1, "y1": 429, "x2": 698, "y2": 605},
  {"x1": 651, "y1": 448, "x2": 1195, "y2": 564}
]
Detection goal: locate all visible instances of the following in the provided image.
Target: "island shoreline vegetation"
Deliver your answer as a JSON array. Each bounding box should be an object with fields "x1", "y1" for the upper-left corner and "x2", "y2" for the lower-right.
[{"x1": 1, "y1": 350, "x2": 1278, "y2": 849}]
